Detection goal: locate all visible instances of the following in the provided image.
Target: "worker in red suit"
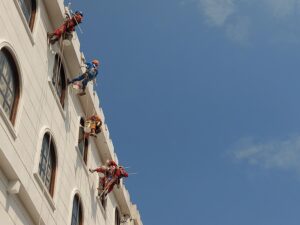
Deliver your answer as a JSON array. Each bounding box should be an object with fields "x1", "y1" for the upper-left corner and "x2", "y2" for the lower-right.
[
  {"x1": 104, "y1": 166, "x2": 128, "y2": 195},
  {"x1": 84, "y1": 114, "x2": 102, "y2": 138},
  {"x1": 48, "y1": 11, "x2": 83, "y2": 44},
  {"x1": 89, "y1": 160, "x2": 117, "y2": 190},
  {"x1": 89, "y1": 160, "x2": 128, "y2": 197}
]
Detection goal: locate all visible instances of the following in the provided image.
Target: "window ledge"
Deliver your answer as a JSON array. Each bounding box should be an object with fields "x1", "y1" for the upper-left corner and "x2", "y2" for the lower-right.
[
  {"x1": 48, "y1": 80, "x2": 66, "y2": 120},
  {"x1": 0, "y1": 106, "x2": 17, "y2": 140},
  {"x1": 12, "y1": 0, "x2": 35, "y2": 45},
  {"x1": 33, "y1": 173, "x2": 56, "y2": 211},
  {"x1": 75, "y1": 145, "x2": 89, "y2": 176}
]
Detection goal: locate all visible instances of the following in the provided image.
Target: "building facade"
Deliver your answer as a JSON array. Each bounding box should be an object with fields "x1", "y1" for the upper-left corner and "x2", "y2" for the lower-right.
[{"x1": 0, "y1": 0, "x2": 142, "y2": 225}]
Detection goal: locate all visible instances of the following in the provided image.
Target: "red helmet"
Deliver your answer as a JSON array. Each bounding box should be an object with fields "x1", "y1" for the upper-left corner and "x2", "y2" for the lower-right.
[{"x1": 92, "y1": 59, "x2": 100, "y2": 67}]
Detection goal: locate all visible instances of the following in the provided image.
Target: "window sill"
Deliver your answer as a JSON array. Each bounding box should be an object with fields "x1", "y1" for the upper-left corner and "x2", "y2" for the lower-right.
[
  {"x1": 75, "y1": 145, "x2": 89, "y2": 176},
  {"x1": 33, "y1": 173, "x2": 56, "y2": 211},
  {"x1": 48, "y1": 80, "x2": 66, "y2": 120},
  {"x1": 0, "y1": 106, "x2": 17, "y2": 140},
  {"x1": 12, "y1": 0, "x2": 35, "y2": 45}
]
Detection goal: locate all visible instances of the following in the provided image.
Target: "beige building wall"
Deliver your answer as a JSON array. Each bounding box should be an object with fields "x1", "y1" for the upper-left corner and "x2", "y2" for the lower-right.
[{"x1": 0, "y1": 0, "x2": 142, "y2": 224}]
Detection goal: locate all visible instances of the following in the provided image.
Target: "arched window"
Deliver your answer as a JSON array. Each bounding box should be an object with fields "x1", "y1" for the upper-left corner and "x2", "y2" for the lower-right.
[
  {"x1": 0, "y1": 47, "x2": 20, "y2": 125},
  {"x1": 17, "y1": 0, "x2": 36, "y2": 31},
  {"x1": 52, "y1": 54, "x2": 66, "y2": 108},
  {"x1": 78, "y1": 118, "x2": 88, "y2": 164},
  {"x1": 71, "y1": 194, "x2": 83, "y2": 225},
  {"x1": 115, "y1": 208, "x2": 121, "y2": 225},
  {"x1": 38, "y1": 132, "x2": 56, "y2": 197}
]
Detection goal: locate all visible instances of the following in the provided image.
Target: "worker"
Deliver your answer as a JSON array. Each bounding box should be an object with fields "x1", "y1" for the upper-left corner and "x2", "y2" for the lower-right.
[
  {"x1": 68, "y1": 59, "x2": 100, "y2": 95},
  {"x1": 89, "y1": 160, "x2": 118, "y2": 193},
  {"x1": 84, "y1": 114, "x2": 102, "y2": 138},
  {"x1": 104, "y1": 165, "x2": 128, "y2": 195},
  {"x1": 48, "y1": 11, "x2": 83, "y2": 44},
  {"x1": 89, "y1": 160, "x2": 128, "y2": 197}
]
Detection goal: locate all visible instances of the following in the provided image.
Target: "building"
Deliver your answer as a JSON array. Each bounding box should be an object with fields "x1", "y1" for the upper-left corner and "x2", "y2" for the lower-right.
[{"x1": 0, "y1": 0, "x2": 143, "y2": 224}]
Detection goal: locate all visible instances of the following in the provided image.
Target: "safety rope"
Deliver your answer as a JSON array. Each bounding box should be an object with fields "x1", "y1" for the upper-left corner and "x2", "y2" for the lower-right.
[
  {"x1": 38, "y1": 33, "x2": 66, "y2": 225},
  {"x1": 67, "y1": 2, "x2": 84, "y2": 34}
]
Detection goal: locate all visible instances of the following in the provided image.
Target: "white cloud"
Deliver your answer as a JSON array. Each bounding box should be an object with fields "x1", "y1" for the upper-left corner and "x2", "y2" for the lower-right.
[
  {"x1": 231, "y1": 136, "x2": 300, "y2": 172},
  {"x1": 198, "y1": 0, "x2": 236, "y2": 26},
  {"x1": 263, "y1": 0, "x2": 299, "y2": 18},
  {"x1": 196, "y1": 0, "x2": 300, "y2": 44},
  {"x1": 225, "y1": 16, "x2": 250, "y2": 44}
]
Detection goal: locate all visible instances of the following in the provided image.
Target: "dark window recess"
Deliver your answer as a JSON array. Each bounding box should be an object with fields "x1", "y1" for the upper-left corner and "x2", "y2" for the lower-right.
[
  {"x1": 52, "y1": 54, "x2": 66, "y2": 108},
  {"x1": 18, "y1": 0, "x2": 36, "y2": 31},
  {"x1": 78, "y1": 118, "x2": 88, "y2": 164},
  {"x1": 0, "y1": 48, "x2": 20, "y2": 124},
  {"x1": 115, "y1": 208, "x2": 121, "y2": 225},
  {"x1": 38, "y1": 132, "x2": 56, "y2": 197},
  {"x1": 71, "y1": 194, "x2": 83, "y2": 225}
]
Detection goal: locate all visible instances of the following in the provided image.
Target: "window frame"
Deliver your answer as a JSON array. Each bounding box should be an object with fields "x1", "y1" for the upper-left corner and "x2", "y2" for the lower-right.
[
  {"x1": 71, "y1": 194, "x2": 83, "y2": 225},
  {"x1": 38, "y1": 132, "x2": 57, "y2": 197},
  {"x1": 52, "y1": 54, "x2": 67, "y2": 109},
  {"x1": 17, "y1": 0, "x2": 37, "y2": 31},
  {"x1": 78, "y1": 117, "x2": 89, "y2": 164},
  {"x1": 0, "y1": 46, "x2": 21, "y2": 126}
]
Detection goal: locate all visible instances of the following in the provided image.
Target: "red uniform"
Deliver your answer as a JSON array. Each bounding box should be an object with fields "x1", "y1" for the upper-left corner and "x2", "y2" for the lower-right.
[
  {"x1": 90, "y1": 161, "x2": 128, "y2": 196},
  {"x1": 105, "y1": 166, "x2": 129, "y2": 194},
  {"x1": 53, "y1": 14, "x2": 83, "y2": 38},
  {"x1": 91, "y1": 160, "x2": 118, "y2": 191},
  {"x1": 48, "y1": 12, "x2": 83, "y2": 44}
]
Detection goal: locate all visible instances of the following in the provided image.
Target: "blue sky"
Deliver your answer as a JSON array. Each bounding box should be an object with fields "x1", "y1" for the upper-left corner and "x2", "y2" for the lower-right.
[{"x1": 68, "y1": 0, "x2": 300, "y2": 224}]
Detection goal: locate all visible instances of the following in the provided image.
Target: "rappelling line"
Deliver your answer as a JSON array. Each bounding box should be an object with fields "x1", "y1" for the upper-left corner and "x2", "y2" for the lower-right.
[
  {"x1": 56, "y1": 21, "x2": 87, "y2": 223},
  {"x1": 74, "y1": 68, "x2": 90, "y2": 225},
  {"x1": 38, "y1": 40, "x2": 63, "y2": 225},
  {"x1": 67, "y1": 2, "x2": 84, "y2": 35},
  {"x1": 33, "y1": 27, "x2": 58, "y2": 148},
  {"x1": 45, "y1": 2, "x2": 132, "y2": 223},
  {"x1": 75, "y1": 156, "x2": 85, "y2": 225},
  {"x1": 38, "y1": 28, "x2": 67, "y2": 225}
]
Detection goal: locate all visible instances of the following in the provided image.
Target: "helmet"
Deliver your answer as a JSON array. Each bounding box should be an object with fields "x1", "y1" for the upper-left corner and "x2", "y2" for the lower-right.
[
  {"x1": 92, "y1": 59, "x2": 100, "y2": 66},
  {"x1": 75, "y1": 11, "x2": 83, "y2": 17}
]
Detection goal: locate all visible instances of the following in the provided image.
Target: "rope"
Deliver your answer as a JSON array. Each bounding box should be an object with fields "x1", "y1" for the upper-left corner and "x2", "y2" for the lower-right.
[
  {"x1": 67, "y1": 3, "x2": 84, "y2": 34},
  {"x1": 38, "y1": 34, "x2": 66, "y2": 225}
]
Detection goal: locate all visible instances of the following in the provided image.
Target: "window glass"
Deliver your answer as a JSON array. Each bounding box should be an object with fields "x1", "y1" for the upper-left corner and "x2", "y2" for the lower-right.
[
  {"x1": 18, "y1": 0, "x2": 32, "y2": 23},
  {"x1": 71, "y1": 195, "x2": 82, "y2": 225},
  {"x1": 0, "y1": 49, "x2": 19, "y2": 123},
  {"x1": 52, "y1": 55, "x2": 66, "y2": 108},
  {"x1": 38, "y1": 133, "x2": 56, "y2": 196},
  {"x1": 17, "y1": 0, "x2": 36, "y2": 30}
]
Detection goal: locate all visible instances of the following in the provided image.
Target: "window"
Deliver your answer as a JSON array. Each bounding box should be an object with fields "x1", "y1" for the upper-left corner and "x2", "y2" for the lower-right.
[
  {"x1": 38, "y1": 132, "x2": 56, "y2": 197},
  {"x1": 78, "y1": 118, "x2": 88, "y2": 164},
  {"x1": 17, "y1": 0, "x2": 36, "y2": 31},
  {"x1": 71, "y1": 194, "x2": 83, "y2": 225},
  {"x1": 0, "y1": 48, "x2": 20, "y2": 125},
  {"x1": 52, "y1": 54, "x2": 66, "y2": 108},
  {"x1": 115, "y1": 208, "x2": 121, "y2": 225}
]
